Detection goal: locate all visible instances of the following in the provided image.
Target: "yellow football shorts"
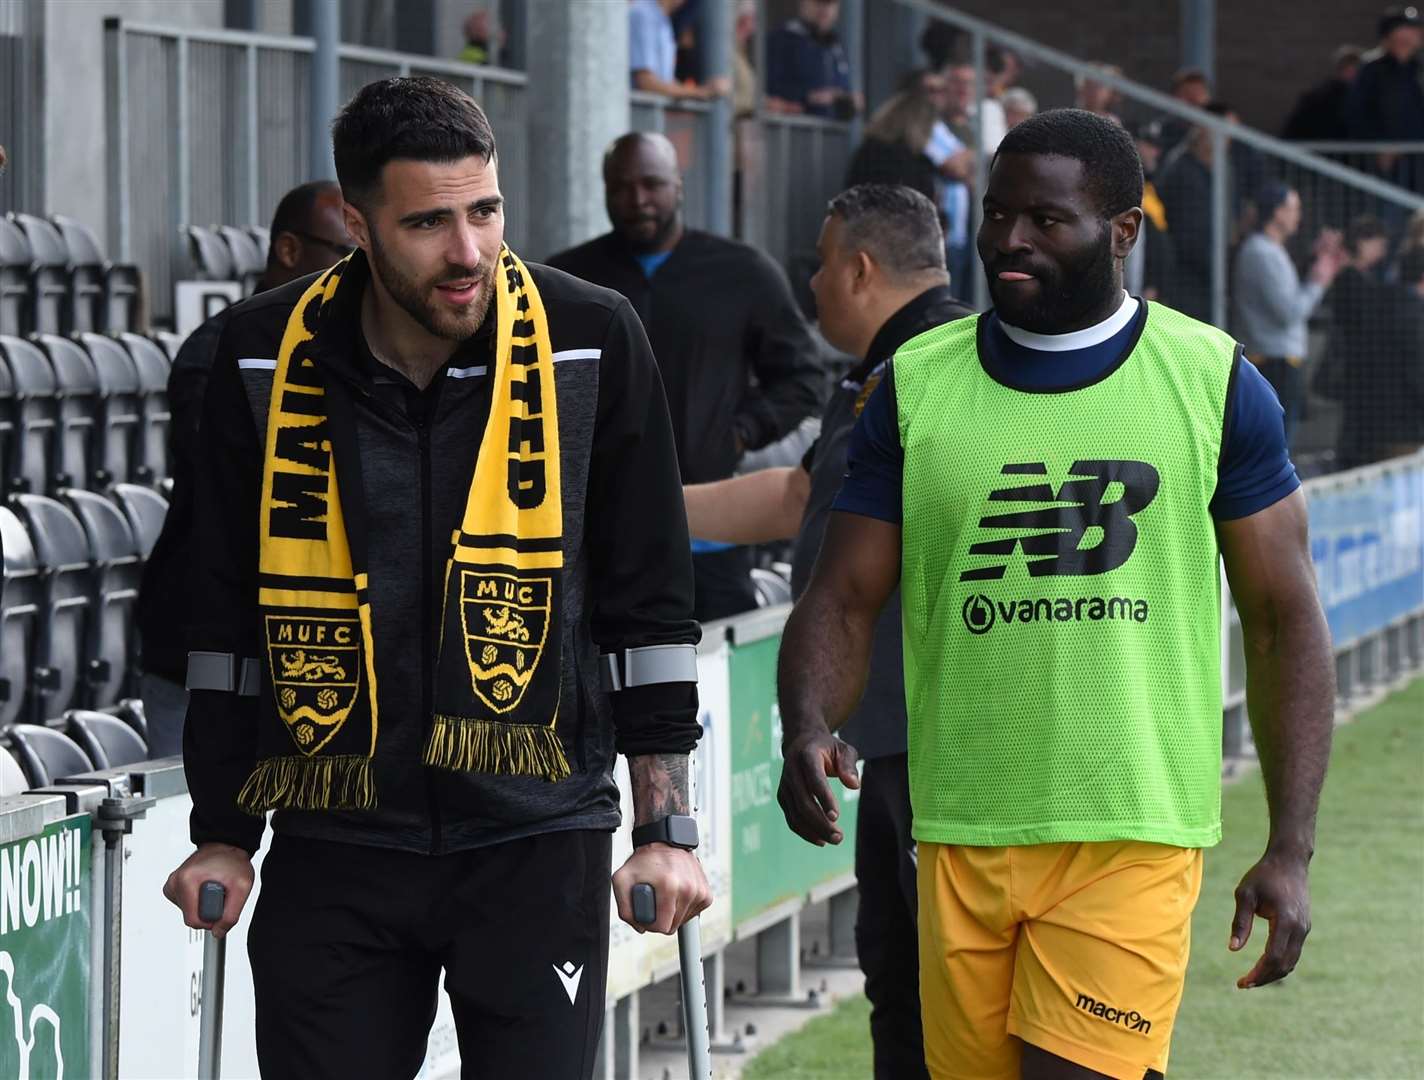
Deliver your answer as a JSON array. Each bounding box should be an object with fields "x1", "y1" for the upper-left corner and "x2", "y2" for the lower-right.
[{"x1": 917, "y1": 840, "x2": 1204, "y2": 1079}]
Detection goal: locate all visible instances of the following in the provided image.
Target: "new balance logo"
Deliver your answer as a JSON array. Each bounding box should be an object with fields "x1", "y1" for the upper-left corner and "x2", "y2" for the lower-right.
[
  {"x1": 553, "y1": 960, "x2": 584, "y2": 1005},
  {"x1": 960, "y1": 460, "x2": 1161, "y2": 582},
  {"x1": 1075, "y1": 992, "x2": 1152, "y2": 1034}
]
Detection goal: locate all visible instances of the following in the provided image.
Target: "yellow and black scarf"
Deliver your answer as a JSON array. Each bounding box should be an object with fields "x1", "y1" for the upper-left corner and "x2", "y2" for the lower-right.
[{"x1": 238, "y1": 247, "x2": 568, "y2": 814}]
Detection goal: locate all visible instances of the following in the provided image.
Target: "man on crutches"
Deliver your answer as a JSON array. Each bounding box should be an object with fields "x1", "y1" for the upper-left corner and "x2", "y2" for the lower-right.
[{"x1": 164, "y1": 76, "x2": 711, "y2": 1080}]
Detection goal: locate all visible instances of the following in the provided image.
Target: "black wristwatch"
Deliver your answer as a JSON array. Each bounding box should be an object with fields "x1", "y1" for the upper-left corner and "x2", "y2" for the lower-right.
[{"x1": 631, "y1": 814, "x2": 700, "y2": 851}]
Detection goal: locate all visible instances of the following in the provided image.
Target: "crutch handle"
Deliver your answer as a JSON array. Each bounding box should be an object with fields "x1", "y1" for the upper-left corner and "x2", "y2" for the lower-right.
[
  {"x1": 198, "y1": 881, "x2": 228, "y2": 1080},
  {"x1": 632, "y1": 883, "x2": 712, "y2": 1080},
  {"x1": 198, "y1": 880, "x2": 226, "y2": 924}
]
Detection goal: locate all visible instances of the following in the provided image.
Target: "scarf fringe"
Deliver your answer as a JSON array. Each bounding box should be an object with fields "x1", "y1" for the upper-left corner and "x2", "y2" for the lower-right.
[
  {"x1": 237, "y1": 754, "x2": 377, "y2": 814},
  {"x1": 423, "y1": 715, "x2": 572, "y2": 782}
]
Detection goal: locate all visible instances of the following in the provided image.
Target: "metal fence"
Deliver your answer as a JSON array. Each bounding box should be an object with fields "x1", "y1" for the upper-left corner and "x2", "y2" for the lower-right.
[
  {"x1": 886, "y1": 1, "x2": 1424, "y2": 476},
  {"x1": 104, "y1": 19, "x2": 529, "y2": 325},
  {"x1": 0, "y1": 0, "x2": 43, "y2": 216},
  {"x1": 630, "y1": 92, "x2": 716, "y2": 234}
]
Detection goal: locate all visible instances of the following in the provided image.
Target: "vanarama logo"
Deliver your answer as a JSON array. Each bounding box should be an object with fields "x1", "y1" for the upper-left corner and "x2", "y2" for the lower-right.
[
  {"x1": 961, "y1": 593, "x2": 1149, "y2": 634},
  {"x1": 1075, "y1": 993, "x2": 1152, "y2": 1035}
]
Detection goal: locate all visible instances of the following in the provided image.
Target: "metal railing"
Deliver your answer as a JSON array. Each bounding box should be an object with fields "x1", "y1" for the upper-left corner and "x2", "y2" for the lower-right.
[
  {"x1": 1296, "y1": 141, "x2": 1424, "y2": 197},
  {"x1": 103, "y1": 19, "x2": 529, "y2": 325}
]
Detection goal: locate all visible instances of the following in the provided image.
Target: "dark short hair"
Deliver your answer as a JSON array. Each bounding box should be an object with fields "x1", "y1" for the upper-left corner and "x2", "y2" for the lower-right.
[
  {"x1": 1254, "y1": 181, "x2": 1294, "y2": 225},
  {"x1": 1345, "y1": 214, "x2": 1388, "y2": 253},
  {"x1": 991, "y1": 108, "x2": 1144, "y2": 219},
  {"x1": 332, "y1": 77, "x2": 497, "y2": 208},
  {"x1": 269, "y1": 180, "x2": 341, "y2": 239},
  {"x1": 1399, "y1": 245, "x2": 1424, "y2": 285},
  {"x1": 1172, "y1": 67, "x2": 1209, "y2": 91},
  {"x1": 826, "y1": 184, "x2": 945, "y2": 279}
]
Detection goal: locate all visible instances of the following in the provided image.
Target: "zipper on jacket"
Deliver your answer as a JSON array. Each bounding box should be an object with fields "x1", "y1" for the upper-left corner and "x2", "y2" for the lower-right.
[{"x1": 416, "y1": 410, "x2": 442, "y2": 855}]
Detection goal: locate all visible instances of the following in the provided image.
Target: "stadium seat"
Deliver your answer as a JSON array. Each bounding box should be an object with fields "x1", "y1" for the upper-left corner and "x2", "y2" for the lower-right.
[
  {"x1": 0, "y1": 217, "x2": 30, "y2": 336},
  {"x1": 110, "y1": 483, "x2": 168, "y2": 558},
  {"x1": 219, "y1": 225, "x2": 266, "y2": 294},
  {"x1": 0, "y1": 335, "x2": 58, "y2": 496},
  {"x1": 63, "y1": 710, "x2": 148, "y2": 769},
  {"x1": 151, "y1": 330, "x2": 184, "y2": 364},
  {"x1": 60, "y1": 488, "x2": 143, "y2": 708},
  {"x1": 183, "y1": 225, "x2": 235, "y2": 281},
  {"x1": 76, "y1": 333, "x2": 144, "y2": 486},
  {"x1": 113, "y1": 698, "x2": 150, "y2": 745},
  {"x1": 116, "y1": 332, "x2": 172, "y2": 481},
  {"x1": 32, "y1": 334, "x2": 97, "y2": 491},
  {"x1": 0, "y1": 351, "x2": 12, "y2": 497},
  {"x1": 0, "y1": 505, "x2": 41, "y2": 729},
  {"x1": 0, "y1": 750, "x2": 29, "y2": 796},
  {"x1": 51, "y1": 215, "x2": 142, "y2": 334},
  {"x1": 10, "y1": 493, "x2": 93, "y2": 721},
  {"x1": 4, "y1": 725, "x2": 95, "y2": 786},
  {"x1": 245, "y1": 224, "x2": 271, "y2": 262},
  {"x1": 750, "y1": 567, "x2": 793, "y2": 608},
  {"x1": 8, "y1": 213, "x2": 70, "y2": 335}
]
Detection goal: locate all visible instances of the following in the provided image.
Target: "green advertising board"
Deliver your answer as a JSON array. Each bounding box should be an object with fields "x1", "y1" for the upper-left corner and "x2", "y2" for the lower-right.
[
  {"x1": 729, "y1": 629, "x2": 857, "y2": 928},
  {"x1": 0, "y1": 815, "x2": 92, "y2": 1079}
]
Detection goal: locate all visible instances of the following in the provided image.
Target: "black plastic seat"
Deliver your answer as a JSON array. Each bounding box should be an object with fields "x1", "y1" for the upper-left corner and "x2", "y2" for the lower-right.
[
  {"x1": 0, "y1": 750, "x2": 29, "y2": 796},
  {"x1": 32, "y1": 335, "x2": 97, "y2": 491},
  {"x1": 0, "y1": 505, "x2": 41, "y2": 729},
  {"x1": 112, "y1": 698, "x2": 150, "y2": 745},
  {"x1": 60, "y1": 488, "x2": 142, "y2": 708},
  {"x1": 51, "y1": 215, "x2": 141, "y2": 334},
  {"x1": 183, "y1": 225, "x2": 235, "y2": 281},
  {"x1": 0, "y1": 218, "x2": 30, "y2": 336},
  {"x1": 116, "y1": 332, "x2": 171, "y2": 482},
  {"x1": 245, "y1": 224, "x2": 271, "y2": 262},
  {"x1": 218, "y1": 226, "x2": 266, "y2": 294},
  {"x1": 10, "y1": 493, "x2": 92, "y2": 720},
  {"x1": 0, "y1": 353, "x2": 12, "y2": 499},
  {"x1": 64, "y1": 709, "x2": 148, "y2": 769},
  {"x1": 0, "y1": 336, "x2": 57, "y2": 496},
  {"x1": 4, "y1": 724, "x2": 95, "y2": 786},
  {"x1": 150, "y1": 331, "x2": 184, "y2": 364},
  {"x1": 110, "y1": 482, "x2": 169, "y2": 559},
  {"x1": 9, "y1": 213, "x2": 70, "y2": 335},
  {"x1": 76, "y1": 333, "x2": 143, "y2": 486}
]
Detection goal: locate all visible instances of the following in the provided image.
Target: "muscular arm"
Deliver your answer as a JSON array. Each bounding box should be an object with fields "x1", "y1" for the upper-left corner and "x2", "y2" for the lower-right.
[
  {"x1": 775, "y1": 511, "x2": 901, "y2": 844},
  {"x1": 1217, "y1": 489, "x2": 1334, "y2": 987},
  {"x1": 683, "y1": 466, "x2": 810, "y2": 545}
]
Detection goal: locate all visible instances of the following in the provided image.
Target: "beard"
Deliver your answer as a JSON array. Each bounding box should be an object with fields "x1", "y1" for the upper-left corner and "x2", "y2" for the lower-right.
[
  {"x1": 617, "y1": 207, "x2": 679, "y2": 254},
  {"x1": 984, "y1": 225, "x2": 1118, "y2": 334},
  {"x1": 368, "y1": 229, "x2": 495, "y2": 341}
]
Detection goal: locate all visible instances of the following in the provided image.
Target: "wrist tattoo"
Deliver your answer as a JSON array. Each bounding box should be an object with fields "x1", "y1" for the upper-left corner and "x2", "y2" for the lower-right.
[{"x1": 630, "y1": 753, "x2": 690, "y2": 826}]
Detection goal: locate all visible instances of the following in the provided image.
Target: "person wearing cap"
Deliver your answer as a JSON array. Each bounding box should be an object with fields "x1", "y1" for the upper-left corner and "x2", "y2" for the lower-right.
[
  {"x1": 1232, "y1": 183, "x2": 1347, "y2": 444},
  {"x1": 1346, "y1": 6, "x2": 1424, "y2": 191},
  {"x1": 1282, "y1": 45, "x2": 1364, "y2": 141}
]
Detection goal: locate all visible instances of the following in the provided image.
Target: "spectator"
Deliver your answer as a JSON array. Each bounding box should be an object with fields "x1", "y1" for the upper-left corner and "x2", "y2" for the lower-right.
[
  {"x1": 1282, "y1": 45, "x2": 1363, "y2": 140},
  {"x1": 1346, "y1": 6, "x2": 1424, "y2": 191},
  {"x1": 457, "y1": 8, "x2": 504, "y2": 66},
  {"x1": 919, "y1": 18, "x2": 961, "y2": 71},
  {"x1": 547, "y1": 133, "x2": 823, "y2": 621},
  {"x1": 136, "y1": 179, "x2": 353, "y2": 758},
  {"x1": 927, "y1": 65, "x2": 977, "y2": 294},
  {"x1": 1339, "y1": 246, "x2": 1424, "y2": 465},
  {"x1": 1317, "y1": 215, "x2": 1388, "y2": 410},
  {"x1": 1002, "y1": 86, "x2": 1038, "y2": 130},
  {"x1": 1233, "y1": 183, "x2": 1346, "y2": 443},
  {"x1": 1156, "y1": 121, "x2": 1216, "y2": 321},
  {"x1": 732, "y1": 0, "x2": 757, "y2": 117},
  {"x1": 1403, "y1": 206, "x2": 1424, "y2": 253},
  {"x1": 1124, "y1": 121, "x2": 1174, "y2": 301},
  {"x1": 971, "y1": 47, "x2": 1019, "y2": 153},
  {"x1": 629, "y1": 0, "x2": 728, "y2": 101},
  {"x1": 1075, "y1": 62, "x2": 1124, "y2": 126},
  {"x1": 845, "y1": 89, "x2": 941, "y2": 204},
  {"x1": 1157, "y1": 66, "x2": 1212, "y2": 153},
  {"x1": 765, "y1": 0, "x2": 861, "y2": 119}
]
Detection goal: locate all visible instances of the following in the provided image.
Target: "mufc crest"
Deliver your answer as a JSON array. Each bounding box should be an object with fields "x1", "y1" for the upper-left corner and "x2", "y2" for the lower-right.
[
  {"x1": 265, "y1": 614, "x2": 362, "y2": 755},
  {"x1": 459, "y1": 570, "x2": 552, "y2": 713}
]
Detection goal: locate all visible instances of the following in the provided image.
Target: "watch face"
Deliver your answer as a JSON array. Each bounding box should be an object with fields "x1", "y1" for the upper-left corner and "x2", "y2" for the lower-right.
[{"x1": 667, "y1": 815, "x2": 699, "y2": 849}]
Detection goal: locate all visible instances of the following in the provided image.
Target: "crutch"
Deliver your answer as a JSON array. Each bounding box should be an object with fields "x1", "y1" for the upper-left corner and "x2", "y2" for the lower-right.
[
  {"x1": 633, "y1": 883, "x2": 712, "y2": 1080},
  {"x1": 197, "y1": 881, "x2": 228, "y2": 1080}
]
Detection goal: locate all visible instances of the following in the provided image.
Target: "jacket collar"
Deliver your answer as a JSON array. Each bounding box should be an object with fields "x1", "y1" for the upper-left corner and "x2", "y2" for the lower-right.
[{"x1": 851, "y1": 284, "x2": 966, "y2": 385}]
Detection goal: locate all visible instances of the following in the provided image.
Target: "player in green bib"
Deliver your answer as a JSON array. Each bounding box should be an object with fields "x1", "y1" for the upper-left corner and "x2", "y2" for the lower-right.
[{"x1": 777, "y1": 110, "x2": 1335, "y2": 1079}]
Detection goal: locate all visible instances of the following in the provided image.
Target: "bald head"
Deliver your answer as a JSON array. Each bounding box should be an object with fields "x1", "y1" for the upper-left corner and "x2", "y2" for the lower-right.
[{"x1": 602, "y1": 133, "x2": 684, "y2": 254}]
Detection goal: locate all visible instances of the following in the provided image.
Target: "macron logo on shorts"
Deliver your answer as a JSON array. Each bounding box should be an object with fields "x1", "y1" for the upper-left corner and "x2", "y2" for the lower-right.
[
  {"x1": 553, "y1": 961, "x2": 584, "y2": 1004},
  {"x1": 1074, "y1": 992, "x2": 1152, "y2": 1034}
]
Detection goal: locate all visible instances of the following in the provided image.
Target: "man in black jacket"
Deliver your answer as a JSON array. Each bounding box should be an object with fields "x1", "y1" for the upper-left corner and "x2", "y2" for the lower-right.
[
  {"x1": 137, "y1": 179, "x2": 352, "y2": 758},
  {"x1": 163, "y1": 78, "x2": 710, "y2": 1080},
  {"x1": 684, "y1": 185, "x2": 972, "y2": 1080},
  {"x1": 547, "y1": 132, "x2": 823, "y2": 622}
]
